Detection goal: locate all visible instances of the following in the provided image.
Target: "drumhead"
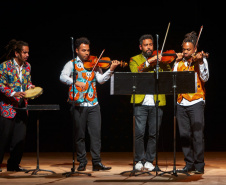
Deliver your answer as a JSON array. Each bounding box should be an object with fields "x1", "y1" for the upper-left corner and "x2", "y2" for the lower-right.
[{"x1": 24, "y1": 87, "x2": 43, "y2": 99}]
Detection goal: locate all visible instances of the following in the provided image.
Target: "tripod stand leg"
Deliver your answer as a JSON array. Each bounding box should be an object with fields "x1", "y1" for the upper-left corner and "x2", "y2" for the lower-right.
[
  {"x1": 160, "y1": 169, "x2": 190, "y2": 177},
  {"x1": 25, "y1": 168, "x2": 56, "y2": 175},
  {"x1": 62, "y1": 171, "x2": 91, "y2": 177},
  {"x1": 62, "y1": 167, "x2": 91, "y2": 177}
]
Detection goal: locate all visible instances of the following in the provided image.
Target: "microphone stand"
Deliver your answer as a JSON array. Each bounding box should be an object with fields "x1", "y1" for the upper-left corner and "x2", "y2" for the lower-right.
[
  {"x1": 152, "y1": 24, "x2": 170, "y2": 175},
  {"x1": 152, "y1": 34, "x2": 162, "y2": 175},
  {"x1": 62, "y1": 37, "x2": 91, "y2": 177}
]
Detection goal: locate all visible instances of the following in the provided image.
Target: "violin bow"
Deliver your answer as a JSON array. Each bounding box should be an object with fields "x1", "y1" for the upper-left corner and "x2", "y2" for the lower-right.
[
  {"x1": 160, "y1": 22, "x2": 171, "y2": 55},
  {"x1": 85, "y1": 49, "x2": 105, "y2": 83},
  {"x1": 188, "y1": 25, "x2": 203, "y2": 70},
  {"x1": 194, "y1": 25, "x2": 203, "y2": 50}
]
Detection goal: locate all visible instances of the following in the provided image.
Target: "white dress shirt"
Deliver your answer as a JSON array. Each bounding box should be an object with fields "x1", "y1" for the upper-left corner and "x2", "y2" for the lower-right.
[
  {"x1": 10, "y1": 58, "x2": 25, "y2": 97},
  {"x1": 173, "y1": 57, "x2": 209, "y2": 106},
  {"x1": 60, "y1": 56, "x2": 114, "y2": 106},
  {"x1": 141, "y1": 59, "x2": 155, "y2": 106}
]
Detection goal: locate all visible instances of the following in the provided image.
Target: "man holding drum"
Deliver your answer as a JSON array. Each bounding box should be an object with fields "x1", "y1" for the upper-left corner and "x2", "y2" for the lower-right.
[{"x1": 0, "y1": 39, "x2": 35, "y2": 172}]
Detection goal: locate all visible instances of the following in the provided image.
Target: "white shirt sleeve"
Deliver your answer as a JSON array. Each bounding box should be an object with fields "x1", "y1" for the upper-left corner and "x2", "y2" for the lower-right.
[
  {"x1": 10, "y1": 91, "x2": 16, "y2": 97},
  {"x1": 199, "y1": 58, "x2": 209, "y2": 82},
  {"x1": 173, "y1": 62, "x2": 179, "y2": 72},
  {"x1": 60, "y1": 61, "x2": 73, "y2": 85},
  {"x1": 95, "y1": 67, "x2": 114, "y2": 84},
  {"x1": 145, "y1": 61, "x2": 150, "y2": 67}
]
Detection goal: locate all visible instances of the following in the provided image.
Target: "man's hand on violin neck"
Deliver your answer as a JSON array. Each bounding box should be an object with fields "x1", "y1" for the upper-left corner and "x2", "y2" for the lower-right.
[
  {"x1": 148, "y1": 54, "x2": 162, "y2": 64},
  {"x1": 110, "y1": 60, "x2": 120, "y2": 71},
  {"x1": 195, "y1": 52, "x2": 204, "y2": 64},
  {"x1": 176, "y1": 53, "x2": 183, "y2": 62}
]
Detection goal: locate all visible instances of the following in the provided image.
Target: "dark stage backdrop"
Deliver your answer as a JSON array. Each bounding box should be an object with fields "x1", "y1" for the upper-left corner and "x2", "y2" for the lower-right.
[{"x1": 0, "y1": 2, "x2": 225, "y2": 152}]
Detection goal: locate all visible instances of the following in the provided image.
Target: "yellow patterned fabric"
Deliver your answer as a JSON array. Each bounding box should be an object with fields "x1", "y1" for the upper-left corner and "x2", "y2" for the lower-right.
[
  {"x1": 176, "y1": 61, "x2": 205, "y2": 103},
  {"x1": 129, "y1": 54, "x2": 171, "y2": 105}
]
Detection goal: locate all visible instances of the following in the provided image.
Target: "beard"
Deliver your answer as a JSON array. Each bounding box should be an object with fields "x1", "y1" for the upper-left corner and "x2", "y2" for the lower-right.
[
  {"x1": 143, "y1": 50, "x2": 153, "y2": 58},
  {"x1": 18, "y1": 55, "x2": 27, "y2": 63}
]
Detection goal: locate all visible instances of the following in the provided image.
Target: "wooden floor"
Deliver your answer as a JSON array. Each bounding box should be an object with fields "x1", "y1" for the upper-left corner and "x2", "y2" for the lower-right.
[{"x1": 0, "y1": 152, "x2": 226, "y2": 185}]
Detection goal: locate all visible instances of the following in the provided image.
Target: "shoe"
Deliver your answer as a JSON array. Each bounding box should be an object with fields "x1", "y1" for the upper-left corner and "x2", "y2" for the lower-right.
[
  {"x1": 144, "y1": 161, "x2": 155, "y2": 171},
  {"x1": 92, "y1": 162, "x2": 111, "y2": 171},
  {"x1": 77, "y1": 163, "x2": 87, "y2": 171},
  {"x1": 7, "y1": 166, "x2": 27, "y2": 172},
  {"x1": 177, "y1": 165, "x2": 195, "y2": 173},
  {"x1": 135, "y1": 161, "x2": 143, "y2": 171}
]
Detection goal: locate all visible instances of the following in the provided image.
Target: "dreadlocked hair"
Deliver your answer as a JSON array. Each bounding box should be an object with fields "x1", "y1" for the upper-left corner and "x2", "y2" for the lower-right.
[
  {"x1": 182, "y1": 31, "x2": 197, "y2": 47},
  {"x1": 4, "y1": 39, "x2": 29, "y2": 60}
]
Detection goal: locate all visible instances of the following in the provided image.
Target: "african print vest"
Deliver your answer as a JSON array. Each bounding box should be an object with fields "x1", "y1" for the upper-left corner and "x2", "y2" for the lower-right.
[
  {"x1": 177, "y1": 60, "x2": 205, "y2": 103},
  {"x1": 68, "y1": 59, "x2": 97, "y2": 105}
]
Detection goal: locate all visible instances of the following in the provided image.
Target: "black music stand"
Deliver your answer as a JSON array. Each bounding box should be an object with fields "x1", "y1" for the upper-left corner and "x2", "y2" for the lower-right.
[
  {"x1": 158, "y1": 71, "x2": 196, "y2": 177},
  {"x1": 110, "y1": 71, "x2": 196, "y2": 176},
  {"x1": 18, "y1": 104, "x2": 60, "y2": 175}
]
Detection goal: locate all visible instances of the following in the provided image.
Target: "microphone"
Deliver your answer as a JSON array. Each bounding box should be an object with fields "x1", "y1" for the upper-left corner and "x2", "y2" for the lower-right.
[
  {"x1": 156, "y1": 34, "x2": 159, "y2": 51},
  {"x1": 156, "y1": 34, "x2": 159, "y2": 39}
]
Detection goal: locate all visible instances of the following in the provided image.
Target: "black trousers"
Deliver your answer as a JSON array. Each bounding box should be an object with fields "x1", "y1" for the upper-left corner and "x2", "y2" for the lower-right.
[
  {"x1": 0, "y1": 111, "x2": 27, "y2": 168},
  {"x1": 134, "y1": 105, "x2": 163, "y2": 163},
  {"x1": 70, "y1": 104, "x2": 101, "y2": 165},
  {"x1": 176, "y1": 101, "x2": 205, "y2": 171}
]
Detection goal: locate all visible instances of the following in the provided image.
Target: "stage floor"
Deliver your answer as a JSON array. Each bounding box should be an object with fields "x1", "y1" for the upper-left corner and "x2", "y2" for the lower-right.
[{"x1": 0, "y1": 152, "x2": 226, "y2": 185}]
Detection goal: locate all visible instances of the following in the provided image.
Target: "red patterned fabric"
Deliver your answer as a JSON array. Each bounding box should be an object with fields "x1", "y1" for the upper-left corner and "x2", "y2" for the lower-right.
[{"x1": 0, "y1": 59, "x2": 32, "y2": 118}]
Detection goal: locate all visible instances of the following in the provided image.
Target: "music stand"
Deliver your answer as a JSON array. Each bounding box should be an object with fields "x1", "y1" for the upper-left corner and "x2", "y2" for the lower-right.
[
  {"x1": 17, "y1": 104, "x2": 60, "y2": 175},
  {"x1": 110, "y1": 71, "x2": 196, "y2": 176}
]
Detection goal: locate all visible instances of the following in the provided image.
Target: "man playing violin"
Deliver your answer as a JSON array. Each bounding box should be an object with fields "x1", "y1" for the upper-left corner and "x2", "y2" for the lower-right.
[
  {"x1": 129, "y1": 34, "x2": 171, "y2": 171},
  {"x1": 174, "y1": 31, "x2": 209, "y2": 174},
  {"x1": 60, "y1": 37, "x2": 120, "y2": 171},
  {"x1": 0, "y1": 39, "x2": 35, "y2": 172}
]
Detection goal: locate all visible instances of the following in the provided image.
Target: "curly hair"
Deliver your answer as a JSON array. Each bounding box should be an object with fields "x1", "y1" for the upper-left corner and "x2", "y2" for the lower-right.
[
  {"x1": 3, "y1": 39, "x2": 29, "y2": 60},
  {"x1": 182, "y1": 31, "x2": 197, "y2": 47},
  {"x1": 139, "y1": 34, "x2": 154, "y2": 45},
  {"x1": 75, "y1": 37, "x2": 90, "y2": 49}
]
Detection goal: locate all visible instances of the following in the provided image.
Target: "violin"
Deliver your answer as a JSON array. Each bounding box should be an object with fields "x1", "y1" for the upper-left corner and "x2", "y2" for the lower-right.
[
  {"x1": 150, "y1": 50, "x2": 177, "y2": 64},
  {"x1": 190, "y1": 51, "x2": 209, "y2": 62},
  {"x1": 183, "y1": 51, "x2": 209, "y2": 71},
  {"x1": 83, "y1": 55, "x2": 128, "y2": 70}
]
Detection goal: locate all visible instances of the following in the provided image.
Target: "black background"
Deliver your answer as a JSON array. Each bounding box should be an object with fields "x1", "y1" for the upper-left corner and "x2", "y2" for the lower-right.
[{"x1": 0, "y1": 1, "x2": 225, "y2": 153}]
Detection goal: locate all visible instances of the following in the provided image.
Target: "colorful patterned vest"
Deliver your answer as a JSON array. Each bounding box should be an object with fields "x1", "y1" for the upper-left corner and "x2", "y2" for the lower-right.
[
  {"x1": 177, "y1": 60, "x2": 205, "y2": 103},
  {"x1": 68, "y1": 59, "x2": 98, "y2": 105}
]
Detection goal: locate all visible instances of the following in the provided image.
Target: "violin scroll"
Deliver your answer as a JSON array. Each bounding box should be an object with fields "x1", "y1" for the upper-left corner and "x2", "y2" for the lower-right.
[
  {"x1": 192, "y1": 51, "x2": 209, "y2": 59},
  {"x1": 119, "y1": 60, "x2": 128, "y2": 68},
  {"x1": 190, "y1": 51, "x2": 209, "y2": 63}
]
